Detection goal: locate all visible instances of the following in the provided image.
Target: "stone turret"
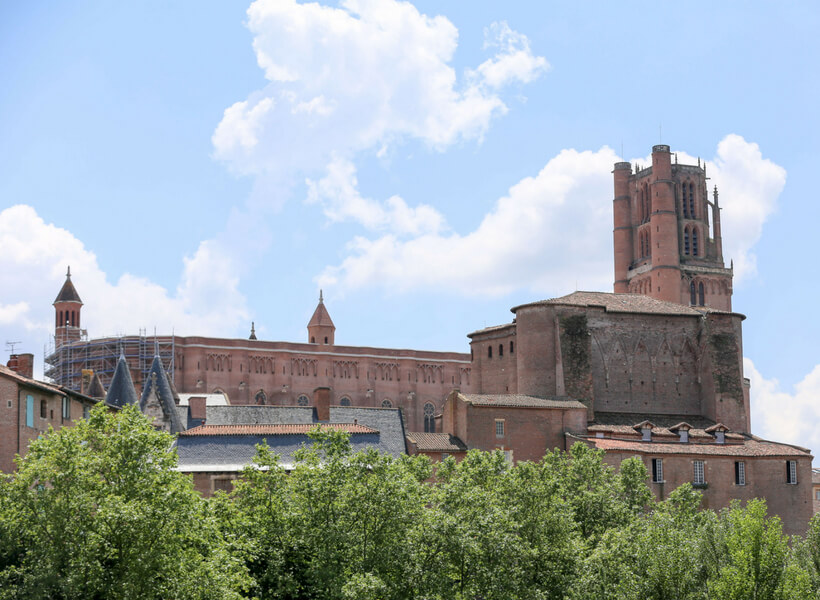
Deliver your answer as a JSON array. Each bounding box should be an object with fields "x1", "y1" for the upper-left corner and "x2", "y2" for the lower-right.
[
  {"x1": 307, "y1": 290, "x2": 335, "y2": 345},
  {"x1": 54, "y1": 266, "x2": 83, "y2": 346}
]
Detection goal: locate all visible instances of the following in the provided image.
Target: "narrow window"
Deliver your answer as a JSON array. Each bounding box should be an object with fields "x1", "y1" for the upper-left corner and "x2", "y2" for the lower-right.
[
  {"x1": 693, "y1": 460, "x2": 705, "y2": 485},
  {"x1": 311, "y1": 336, "x2": 315, "y2": 344},
  {"x1": 651, "y1": 458, "x2": 663, "y2": 483},
  {"x1": 495, "y1": 419, "x2": 505, "y2": 438},
  {"x1": 488, "y1": 346, "x2": 492, "y2": 359},
  {"x1": 62, "y1": 397, "x2": 70, "y2": 420},
  {"x1": 83, "y1": 405, "x2": 90, "y2": 419},
  {"x1": 688, "y1": 183, "x2": 695, "y2": 219},
  {"x1": 735, "y1": 461, "x2": 746, "y2": 485},
  {"x1": 681, "y1": 184, "x2": 689, "y2": 218},
  {"x1": 510, "y1": 341, "x2": 514, "y2": 354},
  {"x1": 690, "y1": 281, "x2": 697, "y2": 305},
  {"x1": 498, "y1": 344, "x2": 503, "y2": 357},
  {"x1": 40, "y1": 399, "x2": 47, "y2": 419},
  {"x1": 641, "y1": 426, "x2": 652, "y2": 441},
  {"x1": 684, "y1": 227, "x2": 690, "y2": 255},
  {"x1": 698, "y1": 282, "x2": 705, "y2": 306},
  {"x1": 787, "y1": 460, "x2": 798, "y2": 484},
  {"x1": 324, "y1": 336, "x2": 328, "y2": 344},
  {"x1": 424, "y1": 402, "x2": 435, "y2": 433},
  {"x1": 692, "y1": 228, "x2": 699, "y2": 256},
  {"x1": 26, "y1": 395, "x2": 34, "y2": 428}
]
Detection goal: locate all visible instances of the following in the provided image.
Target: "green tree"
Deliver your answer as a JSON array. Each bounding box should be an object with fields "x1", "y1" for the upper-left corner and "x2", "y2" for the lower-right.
[{"x1": 0, "y1": 404, "x2": 249, "y2": 600}]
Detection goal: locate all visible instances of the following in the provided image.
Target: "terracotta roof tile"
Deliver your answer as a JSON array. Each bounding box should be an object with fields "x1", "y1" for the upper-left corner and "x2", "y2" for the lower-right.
[
  {"x1": 406, "y1": 432, "x2": 467, "y2": 452},
  {"x1": 513, "y1": 291, "x2": 735, "y2": 317},
  {"x1": 179, "y1": 423, "x2": 378, "y2": 436},
  {"x1": 578, "y1": 434, "x2": 810, "y2": 457},
  {"x1": 459, "y1": 393, "x2": 587, "y2": 409}
]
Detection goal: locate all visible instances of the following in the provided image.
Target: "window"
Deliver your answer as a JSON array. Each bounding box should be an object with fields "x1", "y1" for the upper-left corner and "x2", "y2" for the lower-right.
[
  {"x1": 424, "y1": 402, "x2": 435, "y2": 433},
  {"x1": 340, "y1": 396, "x2": 351, "y2": 407},
  {"x1": 498, "y1": 344, "x2": 503, "y2": 357},
  {"x1": 688, "y1": 183, "x2": 695, "y2": 219},
  {"x1": 684, "y1": 228, "x2": 690, "y2": 255},
  {"x1": 698, "y1": 282, "x2": 705, "y2": 306},
  {"x1": 488, "y1": 346, "x2": 492, "y2": 359},
  {"x1": 693, "y1": 460, "x2": 705, "y2": 485},
  {"x1": 26, "y1": 395, "x2": 34, "y2": 428},
  {"x1": 510, "y1": 341, "x2": 514, "y2": 354},
  {"x1": 641, "y1": 426, "x2": 652, "y2": 441},
  {"x1": 324, "y1": 336, "x2": 328, "y2": 344},
  {"x1": 651, "y1": 458, "x2": 663, "y2": 483},
  {"x1": 735, "y1": 461, "x2": 746, "y2": 486},
  {"x1": 40, "y1": 399, "x2": 47, "y2": 419},
  {"x1": 255, "y1": 390, "x2": 267, "y2": 405},
  {"x1": 815, "y1": 489, "x2": 820, "y2": 501},
  {"x1": 62, "y1": 397, "x2": 70, "y2": 420},
  {"x1": 297, "y1": 395, "x2": 309, "y2": 407},
  {"x1": 690, "y1": 281, "x2": 697, "y2": 305},
  {"x1": 381, "y1": 399, "x2": 392, "y2": 408},
  {"x1": 495, "y1": 419, "x2": 505, "y2": 438},
  {"x1": 692, "y1": 228, "x2": 699, "y2": 256},
  {"x1": 311, "y1": 336, "x2": 315, "y2": 343},
  {"x1": 787, "y1": 460, "x2": 798, "y2": 484},
  {"x1": 83, "y1": 405, "x2": 90, "y2": 420}
]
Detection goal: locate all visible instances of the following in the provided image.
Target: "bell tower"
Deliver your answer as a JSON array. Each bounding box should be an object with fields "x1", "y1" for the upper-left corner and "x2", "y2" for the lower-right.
[
  {"x1": 54, "y1": 266, "x2": 84, "y2": 346},
  {"x1": 612, "y1": 145, "x2": 733, "y2": 311},
  {"x1": 307, "y1": 290, "x2": 335, "y2": 345}
]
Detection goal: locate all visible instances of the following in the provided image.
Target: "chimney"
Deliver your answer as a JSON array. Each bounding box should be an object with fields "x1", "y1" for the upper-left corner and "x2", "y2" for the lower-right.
[
  {"x1": 7, "y1": 353, "x2": 34, "y2": 379},
  {"x1": 313, "y1": 387, "x2": 331, "y2": 422},
  {"x1": 81, "y1": 369, "x2": 93, "y2": 395},
  {"x1": 189, "y1": 396, "x2": 207, "y2": 423}
]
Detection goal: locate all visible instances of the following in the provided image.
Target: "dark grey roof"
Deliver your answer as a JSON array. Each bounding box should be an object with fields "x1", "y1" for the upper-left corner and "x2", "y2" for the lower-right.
[
  {"x1": 105, "y1": 355, "x2": 138, "y2": 408},
  {"x1": 54, "y1": 269, "x2": 83, "y2": 304},
  {"x1": 177, "y1": 405, "x2": 407, "y2": 473},
  {"x1": 140, "y1": 355, "x2": 185, "y2": 434},
  {"x1": 86, "y1": 372, "x2": 106, "y2": 399},
  {"x1": 205, "y1": 405, "x2": 316, "y2": 426}
]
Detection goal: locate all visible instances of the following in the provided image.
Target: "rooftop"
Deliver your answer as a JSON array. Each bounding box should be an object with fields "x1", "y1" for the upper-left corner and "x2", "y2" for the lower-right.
[
  {"x1": 406, "y1": 432, "x2": 467, "y2": 452},
  {"x1": 180, "y1": 423, "x2": 378, "y2": 436},
  {"x1": 458, "y1": 393, "x2": 587, "y2": 410},
  {"x1": 512, "y1": 291, "x2": 739, "y2": 317}
]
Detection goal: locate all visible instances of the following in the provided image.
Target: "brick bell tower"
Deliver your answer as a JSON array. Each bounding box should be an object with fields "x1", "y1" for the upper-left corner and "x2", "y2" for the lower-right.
[
  {"x1": 54, "y1": 266, "x2": 84, "y2": 347},
  {"x1": 613, "y1": 145, "x2": 733, "y2": 311}
]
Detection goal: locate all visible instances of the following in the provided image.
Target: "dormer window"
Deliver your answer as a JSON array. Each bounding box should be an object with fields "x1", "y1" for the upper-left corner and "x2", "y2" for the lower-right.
[
  {"x1": 670, "y1": 422, "x2": 692, "y2": 444},
  {"x1": 633, "y1": 420, "x2": 656, "y2": 442},
  {"x1": 716, "y1": 431, "x2": 725, "y2": 444},
  {"x1": 705, "y1": 423, "x2": 729, "y2": 444},
  {"x1": 680, "y1": 430, "x2": 689, "y2": 443}
]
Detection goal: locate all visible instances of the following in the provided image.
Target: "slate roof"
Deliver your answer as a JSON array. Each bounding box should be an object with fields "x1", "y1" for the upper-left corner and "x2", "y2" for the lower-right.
[
  {"x1": 406, "y1": 432, "x2": 467, "y2": 452},
  {"x1": 329, "y1": 406, "x2": 408, "y2": 457},
  {"x1": 140, "y1": 354, "x2": 185, "y2": 434},
  {"x1": 205, "y1": 405, "x2": 316, "y2": 426},
  {"x1": 105, "y1": 355, "x2": 138, "y2": 408},
  {"x1": 53, "y1": 268, "x2": 83, "y2": 303},
  {"x1": 458, "y1": 393, "x2": 587, "y2": 410},
  {"x1": 181, "y1": 423, "x2": 378, "y2": 436},
  {"x1": 512, "y1": 291, "x2": 733, "y2": 317},
  {"x1": 86, "y1": 372, "x2": 106, "y2": 399}
]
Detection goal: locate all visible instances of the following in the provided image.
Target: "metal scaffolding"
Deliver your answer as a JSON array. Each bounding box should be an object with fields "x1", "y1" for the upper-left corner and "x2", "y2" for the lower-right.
[{"x1": 45, "y1": 332, "x2": 175, "y2": 394}]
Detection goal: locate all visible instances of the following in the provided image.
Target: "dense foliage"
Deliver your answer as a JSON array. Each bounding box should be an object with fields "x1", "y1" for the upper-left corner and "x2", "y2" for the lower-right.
[{"x1": 2, "y1": 405, "x2": 820, "y2": 599}]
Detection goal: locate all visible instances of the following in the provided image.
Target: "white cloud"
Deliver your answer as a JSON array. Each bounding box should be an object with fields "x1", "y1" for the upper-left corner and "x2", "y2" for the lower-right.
[
  {"x1": 318, "y1": 135, "x2": 786, "y2": 297},
  {"x1": 306, "y1": 156, "x2": 446, "y2": 235},
  {"x1": 746, "y1": 358, "x2": 820, "y2": 457},
  {"x1": 212, "y1": 0, "x2": 547, "y2": 177},
  {"x1": 0, "y1": 205, "x2": 250, "y2": 368}
]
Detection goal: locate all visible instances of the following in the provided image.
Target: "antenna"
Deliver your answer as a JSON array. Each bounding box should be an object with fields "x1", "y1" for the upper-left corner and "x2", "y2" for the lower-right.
[
  {"x1": 620, "y1": 140, "x2": 624, "y2": 161},
  {"x1": 5, "y1": 341, "x2": 21, "y2": 355},
  {"x1": 659, "y1": 123, "x2": 662, "y2": 143}
]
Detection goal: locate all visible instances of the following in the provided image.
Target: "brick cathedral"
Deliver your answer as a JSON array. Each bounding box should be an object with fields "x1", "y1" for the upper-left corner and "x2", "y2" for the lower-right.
[{"x1": 41, "y1": 144, "x2": 813, "y2": 534}]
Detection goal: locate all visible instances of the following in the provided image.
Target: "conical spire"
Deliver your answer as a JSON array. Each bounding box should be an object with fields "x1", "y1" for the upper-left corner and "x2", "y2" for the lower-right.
[
  {"x1": 86, "y1": 372, "x2": 106, "y2": 399},
  {"x1": 54, "y1": 266, "x2": 83, "y2": 304},
  {"x1": 249, "y1": 322, "x2": 257, "y2": 340},
  {"x1": 308, "y1": 290, "x2": 334, "y2": 328},
  {"x1": 105, "y1": 354, "x2": 138, "y2": 408},
  {"x1": 307, "y1": 290, "x2": 335, "y2": 344},
  {"x1": 140, "y1": 354, "x2": 184, "y2": 433}
]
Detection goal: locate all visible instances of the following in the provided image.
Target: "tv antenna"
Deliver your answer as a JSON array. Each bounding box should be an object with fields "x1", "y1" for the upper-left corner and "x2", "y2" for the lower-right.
[{"x1": 5, "y1": 341, "x2": 21, "y2": 355}]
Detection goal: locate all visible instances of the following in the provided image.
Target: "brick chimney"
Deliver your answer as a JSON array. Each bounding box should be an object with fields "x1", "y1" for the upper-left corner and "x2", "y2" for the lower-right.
[
  {"x1": 313, "y1": 387, "x2": 331, "y2": 422},
  {"x1": 189, "y1": 396, "x2": 207, "y2": 423},
  {"x1": 7, "y1": 353, "x2": 34, "y2": 379}
]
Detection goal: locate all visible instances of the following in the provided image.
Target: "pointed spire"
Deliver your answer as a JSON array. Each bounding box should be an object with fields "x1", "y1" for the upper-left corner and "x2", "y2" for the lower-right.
[
  {"x1": 319, "y1": 289, "x2": 324, "y2": 304},
  {"x1": 140, "y1": 354, "x2": 184, "y2": 433},
  {"x1": 54, "y1": 266, "x2": 83, "y2": 304},
  {"x1": 249, "y1": 322, "x2": 257, "y2": 340},
  {"x1": 66, "y1": 266, "x2": 71, "y2": 279},
  {"x1": 105, "y1": 354, "x2": 138, "y2": 408}
]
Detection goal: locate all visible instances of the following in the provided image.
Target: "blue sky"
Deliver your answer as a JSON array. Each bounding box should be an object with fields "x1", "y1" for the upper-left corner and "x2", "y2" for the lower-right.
[{"x1": 2, "y1": 1, "x2": 819, "y2": 454}]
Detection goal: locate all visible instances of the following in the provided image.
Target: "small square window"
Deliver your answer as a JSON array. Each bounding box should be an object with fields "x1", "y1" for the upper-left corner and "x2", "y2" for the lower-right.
[{"x1": 495, "y1": 419, "x2": 505, "y2": 438}]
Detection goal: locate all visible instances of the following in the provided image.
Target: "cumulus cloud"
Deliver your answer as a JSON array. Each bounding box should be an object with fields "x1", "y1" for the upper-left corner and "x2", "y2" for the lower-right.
[
  {"x1": 306, "y1": 156, "x2": 446, "y2": 236},
  {"x1": 0, "y1": 205, "x2": 249, "y2": 367},
  {"x1": 212, "y1": 0, "x2": 547, "y2": 178},
  {"x1": 318, "y1": 135, "x2": 786, "y2": 297},
  {"x1": 746, "y1": 358, "x2": 820, "y2": 455}
]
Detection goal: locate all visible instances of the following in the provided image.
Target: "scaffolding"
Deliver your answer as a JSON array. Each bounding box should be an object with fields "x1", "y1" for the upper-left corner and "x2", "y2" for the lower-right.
[{"x1": 45, "y1": 331, "x2": 175, "y2": 394}]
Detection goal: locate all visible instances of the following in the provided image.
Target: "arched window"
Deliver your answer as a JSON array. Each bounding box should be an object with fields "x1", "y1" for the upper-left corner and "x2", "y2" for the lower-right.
[
  {"x1": 690, "y1": 281, "x2": 697, "y2": 305},
  {"x1": 340, "y1": 396, "x2": 351, "y2": 407},
  {"x1": 488, "y1": 346, "x2": 492, "y2": 359},
  {"x1": 382, "y1": 398, "x2": 392, "y2": 408},
  {"x1": 698, "y1": 282, "x2": 705, "y2": 306},
  {"x1": 498, "y1": 344, "x2": 503, "y2": 357},
  {"x1": 297, "y1": 395, "x2": 309, "y2": 406},
  {"x1": 682, "y1": 183, "x2": 689, "y2": 218},
  {"x1": 255, "y1": 390, "x2": 267, "y2": 405},
  {"x1": 688, "y1": 183, "x2": 695, "y2": 219},
  {"x1": 684, "y1": 227, "x2": 690, "y2": 255},
  {"x1": 310, "y1": 336, "x2": 315, "y2": 344},
  {"x1": 424, "y1": 402, "x2": 436, "y2": 433},
  {"x1": 324, "y1": 336, "x2": 328, "y2": 344},
  {"x1": 692, "y1": 227, "x2": 699, "y2": 256}
]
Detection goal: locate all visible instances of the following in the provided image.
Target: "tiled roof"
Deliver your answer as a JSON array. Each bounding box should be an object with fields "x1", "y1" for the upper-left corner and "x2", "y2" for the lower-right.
[
  {"x1": 513, "y1": 291, "x2": 731, "y2": 317},
  {"x1": 592, "y1": 412, "x2": 718, "y2": 429},
  {"x1": 180, "y1": 423, "x2": 378, "y2": 436},
  {"x1": 0, "y1": 364, "x2": 63, "y2": 395},
  {"x1": 467, "y1": 323, "x2": 516, "y2": 337},
  {"x1": 459, "y1": 393, "x2": 587, "y2": 409},
  {"x1": 577, "y1": 434, "x2": 810, "y2": 457},
  {"x1": 308, "y1": 293, "x2": 335, "y2": 328},
  {"x1": 406, "y1": 432, "x2": 467, "y2": 452}
]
